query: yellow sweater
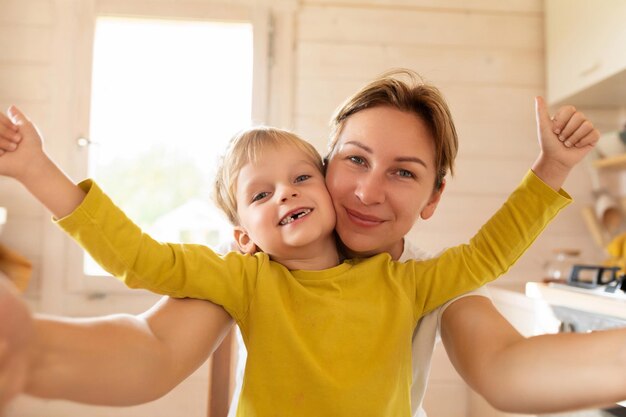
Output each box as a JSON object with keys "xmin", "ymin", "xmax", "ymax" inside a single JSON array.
[{"xmin": 57, "ymin": 170, "xmax": 570, "ymax": 417}]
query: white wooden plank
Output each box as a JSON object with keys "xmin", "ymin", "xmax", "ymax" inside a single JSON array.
[
  {"xmin": 0, "ymin": 26, "xmax": 53, "ymax": 63},
  {"xmin": 297, "ymin": 42, "xmax": 544, "ymax": 86},
  {"xmin": 298, "ymin": 6, "xmax": 543, "ymax": 48},
  {"xmin": 0, "ymin": 0, "xmax": 53, "ymax": 26},
  {"xmin": 420, "ymin": 194, "xmax": 594, "ymax": 239},
  {"xmin": 0, "ymin": 64, "xmax": 52, "ymax": 102},
  {"xmin": 294, "ymin": 77, "xmax": 364, "ymax": 118},
  {"xmin": 295, "ymin": 78, "xmax": 543, "ymax": 124},
  {"xmin": 447, "ymin": 155, "xmax": 594, "ymax": 196},
  {"xmin": 296, "ymin": 113, "xmax": 540, "ymax": 159},
  {"xmin": 455, "ymin": 120, "xmax": 537, "ymax": 159},
  {"xmin": 96, "ymin": 0, "xmax": 252, "ymax": 21},
  {"xmin": 442, "ymin": 84, "xmax": 542, "ymax": 125},
  {"xmin": 301, "ymin": 0, "xmax": 542, "ymax": 14}
]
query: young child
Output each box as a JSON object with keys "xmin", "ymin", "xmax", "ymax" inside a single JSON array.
[{"xmin": 0, "ymin": 103, "xmax": 588, "ymax": 416}]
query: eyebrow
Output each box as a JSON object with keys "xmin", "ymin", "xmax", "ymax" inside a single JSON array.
[{"xmin": 342, "ymin": 140, "xmax": 429, "ymax": 168}]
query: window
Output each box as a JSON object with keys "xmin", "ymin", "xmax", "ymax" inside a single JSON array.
[
  {"xmin": 83, "ymin": 17, "xmax": 252, "ymax": 276},
  {"xmin": 63, "ymin": 5, "xmax": 270, "ymax": 293}
]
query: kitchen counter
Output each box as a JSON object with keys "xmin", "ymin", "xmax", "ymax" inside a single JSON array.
[{"xmin": 526, "ymin": 282, "xmax": 626, "ymax": 321}]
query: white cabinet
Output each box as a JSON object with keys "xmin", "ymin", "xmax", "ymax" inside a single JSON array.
[{"xmin": 545, "ymin": 0, "xmax": 626, "ymax": 106}]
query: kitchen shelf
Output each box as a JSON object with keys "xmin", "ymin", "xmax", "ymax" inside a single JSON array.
[{"xmin": 592, "ymin": 153, "xmax": 626, "ymax": 170}]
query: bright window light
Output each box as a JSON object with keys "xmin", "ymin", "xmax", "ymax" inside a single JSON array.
[{"xmin": 85, "ymin": 17, "xmax": 253, "ymax": 275}]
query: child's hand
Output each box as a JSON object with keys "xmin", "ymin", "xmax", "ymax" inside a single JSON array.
[
  {"xmin": 0, "ymin": 106, "xmax": 45, "ymax": 181},
  {"xmin": 535, "ymin": 96, "xmax": 600, "ymax": 170},
  {"xmin": 0, "ymin": 112, "xmax": 21, "ymax": 156}
]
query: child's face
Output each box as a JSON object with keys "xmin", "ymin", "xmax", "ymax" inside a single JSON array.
[{"xmin": 234, "ymin": 144, "xmax": 337, "ymax": 259}]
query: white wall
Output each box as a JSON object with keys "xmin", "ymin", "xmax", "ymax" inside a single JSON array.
[{"xmin": 0, "ymin": 1, "xmax": 608, "ymax": 416}]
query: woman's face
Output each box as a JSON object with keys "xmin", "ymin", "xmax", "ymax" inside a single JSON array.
[{"xmin": 325, "ymin": 106, "xmax": 444, "ymax": 260}]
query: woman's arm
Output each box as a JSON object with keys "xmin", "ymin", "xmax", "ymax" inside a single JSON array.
[
  {"xmin": 25, "ymin": 297, "xmax": 233, "ymax": 405},
  {"xmin": 441, "ymin": 295, "xmax": 626, "ymax": 413},
  {"xmin": 0, "ymin": 278, "xmax": 33, "ymax": 410}
]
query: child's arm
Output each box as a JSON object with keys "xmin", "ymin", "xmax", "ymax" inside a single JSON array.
[
  {"xmin": 411, "ymin": 98, "xmax": 597, "ymax": 316},
  {"xmin": 0, "ymin": 107, "xmax": 86, "ymax": 218},
  {"xmin": 0, "ymin": 107, "xmax": 255, "ymax": 316}
]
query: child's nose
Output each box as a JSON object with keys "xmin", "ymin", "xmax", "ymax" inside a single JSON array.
[
  {"xmin": 279, "ymin": 186, "xmax": 299, "ymax": 202},
  {"xmin": 281, "ymin": 192, "xmax": 298, "ymax": 202}
]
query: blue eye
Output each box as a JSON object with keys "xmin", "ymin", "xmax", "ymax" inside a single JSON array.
[
  {"xmin": 397, "ymin": 169, "xmax": 415, "ymax": 178},
  {"xmin": 252, "ymin": 191, "xmax": 270, "ymax": 202},
  {"xmin": 295, "ymin": 174, "xmax": 311, "ymax": 183},
  {"xmin": 349, "ymin": 156, "xmax": 365, "ymax": 165}
]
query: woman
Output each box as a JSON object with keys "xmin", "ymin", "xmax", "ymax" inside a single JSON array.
[{"xmin": 1, "ymin": 70, "xmax": 624, "ymax": 415}]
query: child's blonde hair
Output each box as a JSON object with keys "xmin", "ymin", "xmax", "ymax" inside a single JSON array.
[
  {"xmin": 214, "ymin": 126, "xmax": 324, "ymax": 225},
  {"xmin": 327, "ymin": 69, "xmax": 458, "ymax": 190}
]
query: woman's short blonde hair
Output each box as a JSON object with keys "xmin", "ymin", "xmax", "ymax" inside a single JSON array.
[
  {"xmin": 327, "ymin": 69, "xmax": 458, "ymax": 190},
  {"xmin": 213, "ymin": 126, "xmax": 324, "ymax": 225}
]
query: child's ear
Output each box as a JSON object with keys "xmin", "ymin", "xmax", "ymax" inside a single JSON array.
[
  {"xmin": 233, "ymin": 226, "xmax": 258, "ymax": 255},
  {"xmin": 420, "ymin": 179, "xmax": 446, "ymax": 220}
]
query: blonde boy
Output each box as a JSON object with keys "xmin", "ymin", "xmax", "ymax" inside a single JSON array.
[{"xmin": 0, "ymin": 106, "xmax": 582, "ymax": 416}]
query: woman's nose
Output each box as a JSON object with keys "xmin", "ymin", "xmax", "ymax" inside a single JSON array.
[{"xmin": 355, "ymin": 175, "xmax": 385, "ymax": 205}]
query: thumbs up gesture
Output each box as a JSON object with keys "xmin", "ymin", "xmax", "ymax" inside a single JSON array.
[
  {"xmin": 535, "ymin": 96, "xmax": 599, "ymax": 170},
  {"xmin": 530, "ymin": 97, "xmax": 599, "ymax": 191}
]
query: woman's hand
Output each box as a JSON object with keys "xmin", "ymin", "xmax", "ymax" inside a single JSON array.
[{"xmin": 0, "ymin": 278, "xmax": 33, "ymax": 412}]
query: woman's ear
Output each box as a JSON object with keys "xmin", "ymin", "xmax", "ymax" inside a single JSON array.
[
  {"xmin": 233, "ymin": 226, "xmax": 258, "ymax": 254},
  {"xmin": 420, "ymin": 179, "xmax": 446, "ymax": 220}
]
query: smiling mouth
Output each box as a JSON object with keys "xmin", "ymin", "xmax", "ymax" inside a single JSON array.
[
  {"xmin": 279, "ymin": 208, "xmax": 312, "ymax": 225},
  {"xmin": 345, "ymin": 208, "xmax": 385, "ymax": 225}
]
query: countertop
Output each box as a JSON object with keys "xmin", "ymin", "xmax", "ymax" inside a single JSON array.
[{"xmin": 526, "ymin": 281, "xmax": 626, "ymax": 321}]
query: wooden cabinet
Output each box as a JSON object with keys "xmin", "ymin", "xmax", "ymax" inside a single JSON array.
[{"xmin": 545, "ymin": 0, "xmax": 626, "ymax": 106}]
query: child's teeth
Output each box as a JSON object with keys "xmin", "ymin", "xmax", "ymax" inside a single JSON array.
[{"xmin": 280, "ymin": 209, "xmax": 311, "ymax": 225}]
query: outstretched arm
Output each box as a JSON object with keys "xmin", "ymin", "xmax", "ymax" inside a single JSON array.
[
  {"xmin": 0, "ymin": 278, "xmax": 33, "ymax": 410},
  {"xmin": 0, "ymin": 106, "xmax": 85, "ymax": 218},
  {"xmin": 441, "ymin": 296, "xmax": 626, "ymax": 413},
  {"xmin": 6, "ymin": 292, "xmax": 233, "ymax": 406}
]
